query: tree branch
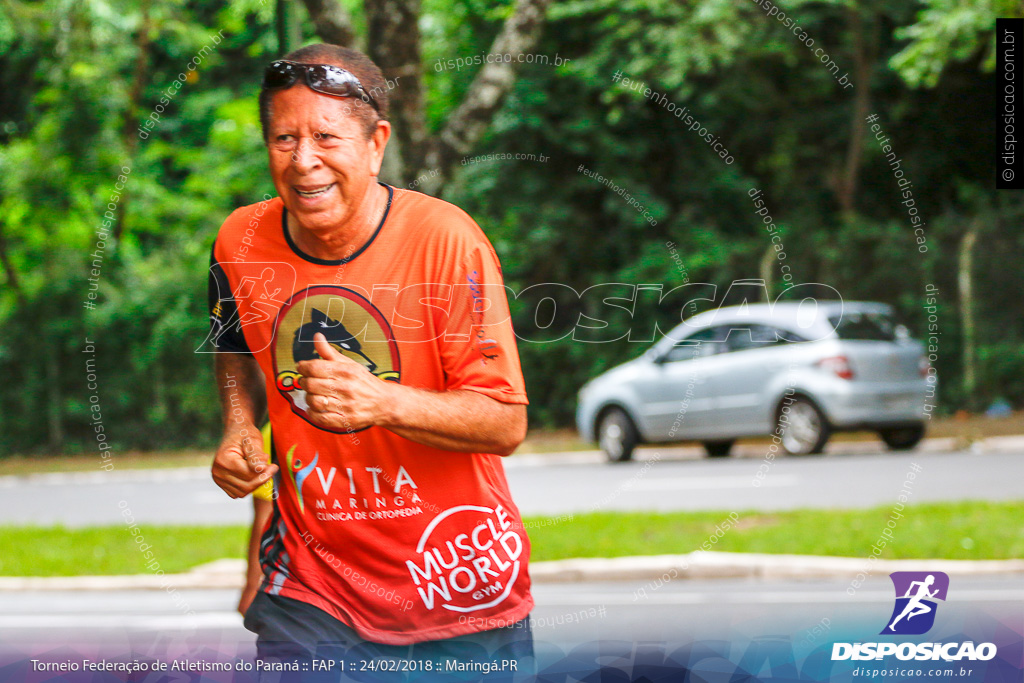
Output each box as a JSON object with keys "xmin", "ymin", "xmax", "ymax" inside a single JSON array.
[
  {"xmin": 300, "ymin": 0, "xmax": 553, "ymax": 193},
  {"xmin": 0, "ymin": 224, "xmax": 26, "ymax": 307},
  {"xmin": 421, "ymin": 0, "xmax": 553, "ymax": 193}
]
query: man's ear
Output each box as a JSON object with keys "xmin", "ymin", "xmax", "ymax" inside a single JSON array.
[{"xmin": 369, "ymin": 120, "xmax": 391, "ymax": 177}]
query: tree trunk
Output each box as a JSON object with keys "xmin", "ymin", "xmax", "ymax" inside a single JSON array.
[
  {"xmin": 277, "ymin": 0, "xmax": 303, "ymax": 56},
  {"xmin": 45, "ymin": 336, "xmax": 63, "ymax": 453},
  {"xmin": 837, "ymin": 8, "xmax": 872, "ymax": 216},
  {"xmin": 153, "ymin": 360, "xmax": 168, "ymax": 424},
  {"xmin": 298, "ymin": 0, "xmax": 355, "ymax": 48},
  {"xmin": 365, "ymin": 0, "xmax": 429, "ymax": 187},
  {"xmin": 759, "ymin": 243, "xmax": 775, "ymax": 301},
  {"xmin": 958, "ymin": 219, "xmax": 980, "ymax": 410},
  {"xmin": 115, "ymin": 0, "xmax": 153, "ymax": 242}
]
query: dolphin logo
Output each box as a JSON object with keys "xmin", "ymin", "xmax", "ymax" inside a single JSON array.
[{"xmin": 282, "ymin": 444, "xmax": 318, "ymax": 514}]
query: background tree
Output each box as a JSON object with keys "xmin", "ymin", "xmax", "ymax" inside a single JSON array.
[
  {"xmin": 0, "ymin": 0, "xmax": 1020, "ymax": 455},
  {"xmin": 298, "ymin": 0, "xmax": 554, "ymax": 191}
]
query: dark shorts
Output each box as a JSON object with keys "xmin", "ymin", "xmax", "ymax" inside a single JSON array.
[{"xmin": 243, "ymin": 591, "xmax": 534, "ymax": 682}]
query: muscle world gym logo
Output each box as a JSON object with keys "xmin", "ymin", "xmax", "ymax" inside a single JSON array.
[
  {"xmin": 832, "ymin": 572, "xmax": 998, "ymax": 663},
  {"xmin": 406, "ymin": 505, "xmax": 524, "ymax": 613}
]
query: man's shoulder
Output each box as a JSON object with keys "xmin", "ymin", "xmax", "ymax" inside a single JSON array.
[
  {"xmin": 216, "ymin": 196, "xmax": 283, "ymax": 240},
  {"xmin": 391, "ymin": 187, "xmax": 492, "ymax": 253},
  {"xmin": 213, "ymin": 196, "xmax": 283, "ymax": 259}
]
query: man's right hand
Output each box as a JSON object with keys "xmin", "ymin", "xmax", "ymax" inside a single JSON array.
[{"xmin": 212, "ymin": 424, "xmax": 278, "ymax": 498}]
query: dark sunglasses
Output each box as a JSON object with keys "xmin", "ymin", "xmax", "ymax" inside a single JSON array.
[{"xmin": 262, "ymin": 60, "xmax": 380, "ymax": 113}]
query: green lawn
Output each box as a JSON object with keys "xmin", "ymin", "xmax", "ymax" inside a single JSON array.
[
  {"xmin": 0, "ymin": 450, "xmax": 212, "ymax": 476},
  {"xmin": 525, "ymin": 501, "xmax": 1024, "ymax": 562},
  {"xmin": 1, "ymin": 501, "xmax": 1020, "ymax": 577},
  {"xmin": 0, "ymin": 525, "xmax": 250, "ymax": 577}
]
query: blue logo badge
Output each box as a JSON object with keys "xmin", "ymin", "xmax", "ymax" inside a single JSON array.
[{"xmin": 881, "ymin": 571, "xmax": 949, "ymax": 635}]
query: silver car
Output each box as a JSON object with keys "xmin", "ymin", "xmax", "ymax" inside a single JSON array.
[{"xmin": 576, "ymin": 301, "xmax": 931, "ymax": 461}]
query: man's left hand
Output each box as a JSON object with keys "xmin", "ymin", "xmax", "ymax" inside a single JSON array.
[{"xmin": 296, "ymin": 333, "xmax": 393, "ymax": 431}]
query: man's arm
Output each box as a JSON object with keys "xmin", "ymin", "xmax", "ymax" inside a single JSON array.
[
  {"xmin": 238, "ymin": 496, "xmax": 274, "ymax": 615},
  {"xmin": 212, "ymin": 353, "xmax": 277, "ymax": 497},
  {"xmin": 383, "ymin": 385, "xmax": 527, "ymax": 455},
  {"xmin": 297, "ymin": 335, "xmax": 527, "ymax": 456},
  {"xmin": 216, "ymin": 352, "xmax": 266, "ymax": 425}
]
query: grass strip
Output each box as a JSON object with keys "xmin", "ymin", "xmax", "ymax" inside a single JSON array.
[{"xmin": 0, "ymin": 501, "xmax": 1020, "ymax": 577}]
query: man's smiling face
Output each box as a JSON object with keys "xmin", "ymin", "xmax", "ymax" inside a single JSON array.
[{"xmin": 266, "ymin": 85, "xmax": 382, "ymax": 236}]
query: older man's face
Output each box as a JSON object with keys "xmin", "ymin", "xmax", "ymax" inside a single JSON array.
[{"xmin": 266, "ymin": 85, "xmax": 387, "ymax": 236}]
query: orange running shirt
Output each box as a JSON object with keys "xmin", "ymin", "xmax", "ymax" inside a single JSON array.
[{"xmin": 207, "ymin": 185, "xmax": 532, "ymax": 645}]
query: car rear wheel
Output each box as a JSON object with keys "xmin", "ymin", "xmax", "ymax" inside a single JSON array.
[
  {"xmin": 779, "ymin": 398, "xmax": 830, "ymax": 455},
  {"xmin": 879, "ymin": 424, "xmax": 925, "ymax": 451},
  {"xmin": 598, "ymin": 408, "xmax": 638, "ymax": 463},
  {"xmin": 703, "ymin": 440, "xmax": 735, "ymax": 458}
]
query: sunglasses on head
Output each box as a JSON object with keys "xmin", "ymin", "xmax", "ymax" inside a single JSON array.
[{"xmin": 262, "ymin": 60, "xmax": 380, "ymax": 113}]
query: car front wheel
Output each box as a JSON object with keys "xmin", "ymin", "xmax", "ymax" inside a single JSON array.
[
  {"xmin": 598, "ymin": 408, "xmax": 638, "ymax": 463},
  {"xmin": 779, "ymin": 397, "xmax": 830, "ymax": 455},
  {"xmin": 879, "ymin": 424, "xmax": 926, "ymax": 451}
]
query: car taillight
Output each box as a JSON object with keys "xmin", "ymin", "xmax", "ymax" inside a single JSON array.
[
  {"xmin": 817, "ymin": 355, "xmax": 854, "ymax": 380},
  {"xmin": 919, "ymin": 357, "xmax": 931, "ymax": 377}
]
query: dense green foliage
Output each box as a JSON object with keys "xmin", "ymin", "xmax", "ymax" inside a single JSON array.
[{"xmin": 0, "ymin": 0, "xmax": 1020, "ymax": 455}]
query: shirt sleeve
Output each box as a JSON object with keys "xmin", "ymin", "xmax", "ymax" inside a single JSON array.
[
  {"xmin": 439, "ymin": 242, "xmax": 528, "ymax": 405},
  {"xmin": 207, "ymin": 247, "xmax": 253, "ymax": 355}
]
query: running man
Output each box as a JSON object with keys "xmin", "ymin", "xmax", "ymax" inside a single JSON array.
[
  {"xmin": 889, "ymin": 574, "xmax": 939, "ymax": 630},
  {"xmin": 206, "ymin": 42, "xmax": 533, "ymax": 671}
]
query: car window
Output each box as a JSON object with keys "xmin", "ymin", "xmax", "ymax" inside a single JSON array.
[
  {"xmin": 769, "ymin": 325, "xmax": 809, "ymax": 343},
  {"xmin": 663, "ymin": 342, "xmax": 703, "ymax": 362},
  {"xmin": 689, "ymin": 324, "xmax": 810, "ymax": 354},
  {"xmin": 738, "ymin": 324, "xmax": 808, "ymax": 348},
  {"xmin": 724, "ymin": 326, "xmax": 759, "ymax": 352},
  {"xmin": 829, "ymin": 311, "xmax": 896, "ymax": 341},
  {"xmin": 710, "ymin": 324, "xmax": 784, "ymax": 353},
  {"xmin": 662, "ymin": 326, "xmax": 728, "ymax": 362}
]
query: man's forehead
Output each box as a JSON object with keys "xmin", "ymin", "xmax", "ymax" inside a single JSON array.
[{"xmin": 268, "ymin": 87, "xmax": 363, "ymax": 130}]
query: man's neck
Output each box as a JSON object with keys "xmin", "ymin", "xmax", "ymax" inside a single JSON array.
[{"xmin": 288, "ymin": 183, "xmax": 387, "ymax": 262}]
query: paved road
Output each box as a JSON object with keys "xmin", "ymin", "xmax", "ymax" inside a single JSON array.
[
  {"xmin": 1, "ymin": 576, "xmax": 1020, "ymax": 668},
  {"xmin": 507, "ymin": 445, "xmax": 1024, "ymax": 516},
  {"xmin": 0, "ymin": 445, "xmax": 1020, "ymax": 527}
]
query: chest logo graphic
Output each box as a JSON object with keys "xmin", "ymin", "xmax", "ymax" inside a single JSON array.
[
  {"xmin": 273, "ymin": 286, "xmax": 400, "ymax": 432},
  {"xmin": 406, "ymin": 505, "xmax": 524, "ymax": 613}
]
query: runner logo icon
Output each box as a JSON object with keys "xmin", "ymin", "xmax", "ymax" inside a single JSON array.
[{"xmin": 881, "ymin": 571, "xmax": 949, "ymax": 635}]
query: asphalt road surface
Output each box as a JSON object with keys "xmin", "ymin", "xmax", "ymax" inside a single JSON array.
[
  {"xmin": 1, "ymin": 576, "xmax": 1021, "ymax": 675},
  {"xmin": 0, "ymin": 445, "xmax": 1020, "ymax": 527}
]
